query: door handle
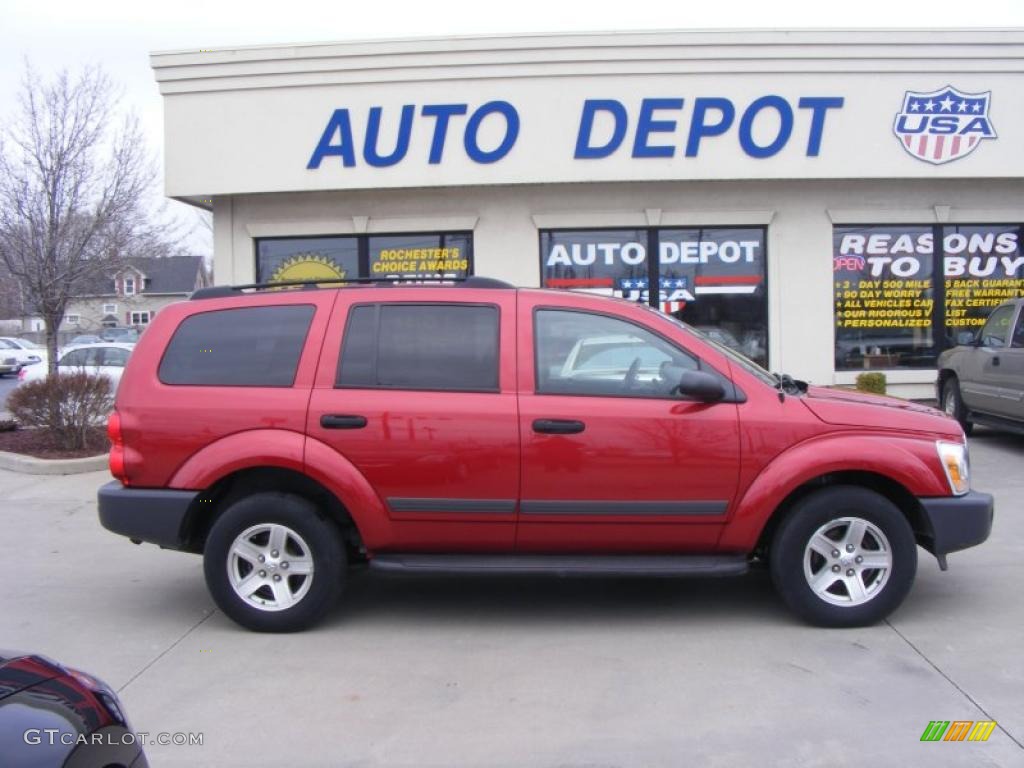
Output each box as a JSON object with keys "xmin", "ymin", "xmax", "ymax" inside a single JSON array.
[
  {"xmin": 992, "ymin": 355, "xmax": 1000, "ymax": 366},
  {"xmin": 533, "ymin": 418, "xmax": 585, "ymax": 434},
  {"xmin": 320, "ymin": 414, "xmax": 368, "ymax": 429}
]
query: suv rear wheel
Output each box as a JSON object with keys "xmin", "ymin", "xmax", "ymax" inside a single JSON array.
[
  {"xmin": 770, "ymin": 486, "xmax": 917, "ymax": 627},
  {"xmin": 204, "ymin": 493, "xmax": 345, "ymax": 632}
]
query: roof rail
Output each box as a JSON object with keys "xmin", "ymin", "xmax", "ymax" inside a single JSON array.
[{"xmin": 190, "ymin": 275, "xmax": 515, "ymax": 300}]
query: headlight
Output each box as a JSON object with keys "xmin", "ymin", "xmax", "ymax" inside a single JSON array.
[{"xmin": 936, "ymin": 441, "xmax": 970, "ymax": 496}]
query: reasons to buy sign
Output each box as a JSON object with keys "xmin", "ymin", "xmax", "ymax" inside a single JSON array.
[{"xmin": 833, "ymin": 225, "xmax": 1024, "ymax": 369}]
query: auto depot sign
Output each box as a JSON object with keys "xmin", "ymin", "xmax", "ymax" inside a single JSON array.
[
  {"xmin": 159, "ymin": 70, "xmax": 1021, "ymax": 196},
  {"xmin": 307, "ymin": 95, "xmax": 846, "ymax": 169}
]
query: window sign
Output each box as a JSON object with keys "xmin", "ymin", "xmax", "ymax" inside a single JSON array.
[
  {"xmin": 368, "ymin": 233, "xmax": 472, "ymax": 280},
  {"xmin": 942, "ymin": 225, "xmax": 1023, "ymax": 336},
  {"xmin": 833, "ymin": 226, "xmax": 937, "ymax": 369},
  {"xmin": 541, "ymin": 227, "xmax": 768, "ymax": 367},
  {"xmin": 833, "ymin": 224, "xmax": 1024, "ymax": 370}
]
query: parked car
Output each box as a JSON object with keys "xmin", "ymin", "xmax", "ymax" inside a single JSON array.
[
  {"xmin": 0, "ymin": 337, "xmax": 47, "ymax": 372},
  {"xmin": 19, "ymin": 343, "xmax": 134, "ymax": 390},
  {"xmin": 0, "ymin": 353, "xmax": 19, "ymax": 377},
  {"xmin": 98, "ymin": 277, "xmax": 992, "ymax": 632},
  {"xmin": 68, "ymin": 334, "xmax": 104, "ymax": 346},
  {"xmin": 0, "ymin": 650, "xmax": 147, "ymax": 767},
  {"xmin": 938, "ymin": 297, "xmax": 1024, "ymax": 435},
  {"xmin": 99, "ymin": 327, "xmax": 141, "ymax": 344}
]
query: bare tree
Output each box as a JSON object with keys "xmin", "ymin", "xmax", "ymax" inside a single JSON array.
[{"xmin": 0, "ymin": 63, "xmax": 163, "ymax": 373}]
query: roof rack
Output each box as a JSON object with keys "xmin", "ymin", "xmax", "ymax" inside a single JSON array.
[{"xmin": 190, "ymin": 275, "xmax": 515, "ymax": 300}]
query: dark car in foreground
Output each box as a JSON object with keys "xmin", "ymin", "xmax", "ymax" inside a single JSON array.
[
  {"xmin": 0, "ymin": 650, "xmax": 147, "ymax": 767},
  {"xmin": 938, "ymin": 297, "xmax": 1024, "ymax": 435}
]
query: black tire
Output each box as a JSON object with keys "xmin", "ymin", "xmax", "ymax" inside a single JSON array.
[
  {"xmin": 204, "ymin": 492, "xmax": 345, "ymax": 632},
  {"xmin": 941, "ymin": 377, "xmax": 973, "ymax": 435},
  {"xmin": 770, "ymin": 486, "xmax": 917, "ymax": 628}
]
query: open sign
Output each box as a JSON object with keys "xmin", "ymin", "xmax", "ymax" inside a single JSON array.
[{"xmin": 833, "ymin": 255, "xmax": 865, "ymax": 272}]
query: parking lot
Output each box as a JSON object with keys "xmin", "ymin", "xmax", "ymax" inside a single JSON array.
[{"xmin": 1, "ymin": 430, "xmax": 1021, "ymax": 767}]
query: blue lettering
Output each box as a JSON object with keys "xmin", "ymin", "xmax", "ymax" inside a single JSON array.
[
  {"xmin": 464, "ymin": 101, "xmax": 519, "ymax": 163},
  {"xmin": 685, "ymin": 98, "xmax": 735, "ymax": 157},
  {"xmin": 798, "ymin": 97, "xmax": 844, "ymax": 156},
  {"xmin": 421, "ymin": 104, "xmax": 468, "ymax": 164},
  {"xmin": 632, "ymin": 98, "xmax": 684, "ymax": 158},
  {"xmin": 575, "ymin": 100, "xmax": 628, "ymax": 159},
  {"xmin": 739, "ymin": 96, "xmax": 793, "ymax": 158},
  {"xmin": 929, "ymin": 116, "xmax": 959, "ymax": 135},
  {"xmin": 307, "ymin": 109, "xmax": 356, "ymax": 168},
  {"xmin": 895, "ymin": 114, "xmax": 927, "ymax": 134},
  {"xmin": 960, "ymin": 117, "xmax": 994, "ymax": 136},
  {"xmin": 363, "ymin": 105, "xmax": 415, "ymax": 167}
]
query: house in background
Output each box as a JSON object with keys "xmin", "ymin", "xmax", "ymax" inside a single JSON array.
[{"xmin": 60, "ymin": 255, "xmax": 209, "ymax": 334}]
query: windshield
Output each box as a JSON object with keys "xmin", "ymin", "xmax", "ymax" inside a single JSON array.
[{"xmin": 641, "ymin": 305, "xmax": 778, "ymax": 388}]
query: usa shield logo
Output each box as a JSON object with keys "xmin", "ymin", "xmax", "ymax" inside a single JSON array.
[{"xmin": 893, "ymin": 86, "xmax": 996, "ymax": 165}]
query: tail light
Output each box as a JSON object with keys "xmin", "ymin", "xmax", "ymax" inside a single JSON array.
[{"xmin": 107, "ymin": 410, "xmax": 127, "ymax": 484}]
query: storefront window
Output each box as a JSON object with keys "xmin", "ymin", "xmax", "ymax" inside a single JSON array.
[
  {"xmin": 658, "ymin": 228, "xmax": 767, "ymax": 368},
  {"xmin": 256, "ymin": 232, "xmax": 473, "ymax": 283},
  {"xmin": 833, "ymin": 224, "xmax": 1023, "ymax": 370},
  {"xmin": 540, "ymin": 227, "xmax": 768, "ymax": 368},
  {"xmin": 256, "ymin": 236, "xmax": 359, "ymax": 283}
]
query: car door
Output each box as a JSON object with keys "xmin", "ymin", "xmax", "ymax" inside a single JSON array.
[
  {"xmin": 960, "ymin": 304, "xmax": 1017, "ymax": 416},
  {"xmin": 516, "ymin": 297, "xmax": 741, "ymax": 553},
  {"xmin": 308, "ymin": 291, "xmax": 520, "ymax": 552}
]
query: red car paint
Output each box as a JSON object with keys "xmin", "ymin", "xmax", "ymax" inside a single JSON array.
[{"xmin": 110, "ymin": 284, "xmax": 964, "ymax": 557}]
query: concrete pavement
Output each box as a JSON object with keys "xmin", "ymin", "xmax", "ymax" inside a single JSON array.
[{"xmin": 2, "ymin": 431, "xmax": 1022, "ymax": 767}]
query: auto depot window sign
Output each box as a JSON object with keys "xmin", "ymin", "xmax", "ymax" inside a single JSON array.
[{"xmin": 542, "ymin": 229, "xmax": 765, "ymax": 307}]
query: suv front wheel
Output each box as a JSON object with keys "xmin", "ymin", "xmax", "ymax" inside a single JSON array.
[
  {"xmin": 941, "ymin": 377, "xmax": 973, "ymax": 435},
  {"xmin": 204, "ymin": 493, "xmax": 346, "ymax": 632},
  {"xmin": 770, "ymin": 486, "xmax": 917, "ymax": 627}
]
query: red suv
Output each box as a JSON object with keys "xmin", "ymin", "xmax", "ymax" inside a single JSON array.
[{"xmin": 98, "ymin": 277, "xmax": 993, "ymax": 632}]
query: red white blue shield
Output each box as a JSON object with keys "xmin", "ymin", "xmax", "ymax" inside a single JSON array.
[{"xmin": 893, "ymin": 86, "xmax": 996, "ymax": 165}]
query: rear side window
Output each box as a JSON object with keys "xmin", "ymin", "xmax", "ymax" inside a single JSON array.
[
  {"xmin": 337, "ymin": 303, "xmax": 499, "ymax": 391},
  {"xmin": 159, "ymin": 305, "xmax": 315, "ymax": 386}
]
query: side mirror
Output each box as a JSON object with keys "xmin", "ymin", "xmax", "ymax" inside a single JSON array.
[
  {"xmin": 956, "ymin": 330, "xmax": 977, "ymax": 346},
  {"xmin": 676, "ymin": 370, "xmax": 726, "ymax": 402}
]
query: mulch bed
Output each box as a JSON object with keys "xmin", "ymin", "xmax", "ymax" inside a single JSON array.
[{"xmin": 0, "ymin": 427, "xmax": 108, "ymax": 459}]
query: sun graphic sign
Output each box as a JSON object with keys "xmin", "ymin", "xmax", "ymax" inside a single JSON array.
[{"xmin": 269, "ymin": 253, "xmax": 347, "ymax": 285}]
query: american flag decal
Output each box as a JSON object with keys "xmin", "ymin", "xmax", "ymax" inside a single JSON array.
[{"xmin": 893, "ymin": 86, "xmax": 996, "ymax": 165}]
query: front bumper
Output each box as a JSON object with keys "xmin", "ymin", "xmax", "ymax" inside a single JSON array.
[
  {"xmin": 97, "ymin": 481, "xmax": 198, "ymax": 550},
  {"xmin": 916, "ymin": 490, "xmax": 994, "ymax": 561}
]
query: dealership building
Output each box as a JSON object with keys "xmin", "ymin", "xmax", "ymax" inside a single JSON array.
[{"xmin": 153, "ymin": 29, "xmax": 1024, "ymax": 397}]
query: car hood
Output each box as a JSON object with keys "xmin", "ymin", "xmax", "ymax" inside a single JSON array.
[{"xmin": 801, "ymin": 385, "xmax": 961, "ymax": 437}]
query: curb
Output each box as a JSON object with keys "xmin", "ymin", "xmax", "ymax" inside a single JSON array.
[{"xmin": 0, "ymin": 450, "xmax": 107, "ymax": 475}]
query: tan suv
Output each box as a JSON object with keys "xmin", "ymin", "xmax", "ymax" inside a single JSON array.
[{"xmin": 938, "ymin": 297, "xmax": 1024, "ymax": 435}]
